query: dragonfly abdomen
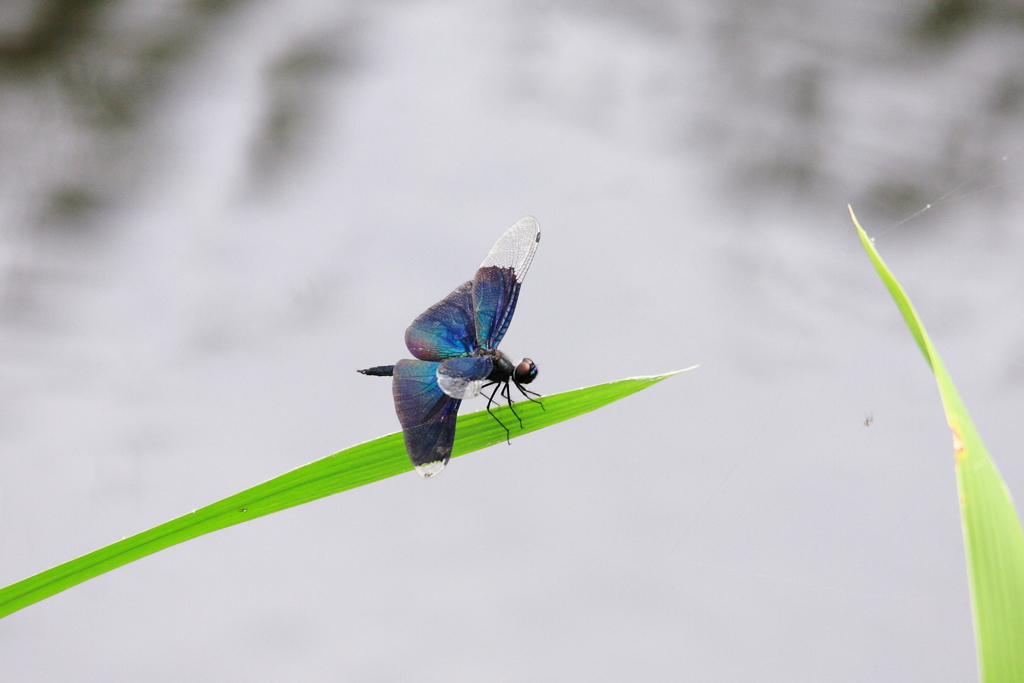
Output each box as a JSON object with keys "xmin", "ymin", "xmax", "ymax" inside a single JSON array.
[{"xmin": 357, "ymin": 365, "xmax": 395, "ymax": 377}]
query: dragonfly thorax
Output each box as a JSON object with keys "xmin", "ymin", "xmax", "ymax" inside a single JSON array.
[{"xmin": 482, "ymin": 350, "xmax": 538, "ymax": 386}]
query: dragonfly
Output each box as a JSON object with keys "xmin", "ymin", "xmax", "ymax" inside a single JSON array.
[{"xmin": 358, "ymin": 216, "xmax": 542, "ymax": 478}]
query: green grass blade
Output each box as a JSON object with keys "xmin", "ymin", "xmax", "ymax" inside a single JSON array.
[
  {"xmin": 0, "ymin": 369, "xmax": 693, "ymax": 620},
  {"xmin": 852, "ymin": 207, "xmax": 1024, "ymax": 682}
]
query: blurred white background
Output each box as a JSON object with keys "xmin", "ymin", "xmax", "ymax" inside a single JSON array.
[{"xmin": 1, "ymin": 0, "xmax": 1023, "ymax": 680}]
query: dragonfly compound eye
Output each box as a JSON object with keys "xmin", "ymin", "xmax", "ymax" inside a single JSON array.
[{"xmin": 514, "ymin": 358, "xmax": 538, "ymax": 385}]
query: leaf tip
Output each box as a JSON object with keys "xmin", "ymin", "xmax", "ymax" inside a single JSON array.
[
  {"xmin": 848, "ymin": 205, "xmax": 868, "ymax": 237},
  {"xmin": 629, "ymin": 366, "xmax": 699, "ymax": 381},
  {"xmin": 849, "ymin": 205, "xmax": 882, "ymax": 256}
]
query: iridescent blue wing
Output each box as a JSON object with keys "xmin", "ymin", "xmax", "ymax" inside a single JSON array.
[
  {"xmin": 473, "ymin": 216, "xmax": 540, "ymax": 350},
  {"xmin": 472, "ymin": 266, "xmax": 518, "ymax": 352},
  {"xmin": 392, "ymin": 359, "xmax": 462, "ymax": 477},
  {"xmin": 404, "ymin": 280, "xmax": 478, "ymax": 361},
  {"xmin": 405, "ymin": 217, "xmax": 540, "ymax": 357}
]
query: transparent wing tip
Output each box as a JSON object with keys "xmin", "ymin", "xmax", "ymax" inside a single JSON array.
[
  {"xmin": 512, "ymin": 216, "xmax": 540, "ymax": 244},
  {"xmin": 480, "ymin": 216, "xmax": 541, "ymax": 280},
  {"xmin": 518, "ymin": 215, "xmax": 539, "ymax": 231},
  {"xmin": 414, "ymin": 461, "xmax": 446, "ymax": 478}
]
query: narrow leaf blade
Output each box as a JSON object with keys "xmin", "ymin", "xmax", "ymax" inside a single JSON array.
[
  {"xmin": 0, "ymin": 368, "xmax": 693, "ymax": 619},
  {"xmin": 852, "ymin": 207, "xmax": 1024, "ymax": 682}
]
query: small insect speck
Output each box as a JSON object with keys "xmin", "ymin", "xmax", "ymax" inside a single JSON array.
[{"xmin": 864, "ymin": 412, "xmax": 873, "ymax": 426}]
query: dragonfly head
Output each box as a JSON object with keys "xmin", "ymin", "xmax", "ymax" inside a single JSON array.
[{"xmin": 513, "ymin": 358, "xmax": 538, "ymax": 385}]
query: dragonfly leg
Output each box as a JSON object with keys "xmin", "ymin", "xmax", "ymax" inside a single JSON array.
[
  {"xmin": 514, "ymin": 381, "xmax": 545, "ymax": 410},
  {"xmin": 483, "ymin": 381, "xmax": 511, "ymax": 442},
  {"xmin": 502, "ymin": 381, "xmax": 526, "ymax": 430}
]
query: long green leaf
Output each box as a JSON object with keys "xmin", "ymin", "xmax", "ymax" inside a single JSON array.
[
  {"xmin": 0, "ymin": 369, "xmax": 691, "ymax": 619},
  {"xmin": 852, "ymin": 207, "xmax": 1024, "ymax": 682}
]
